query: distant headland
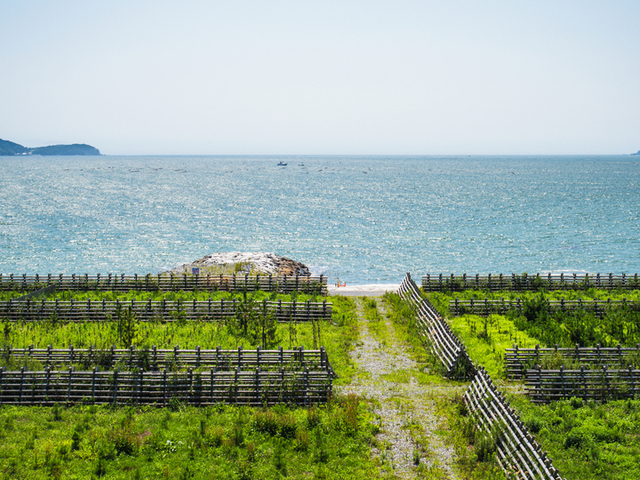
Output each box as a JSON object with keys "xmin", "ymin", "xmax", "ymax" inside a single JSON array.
[
  {"xmin": 0, "ymin": 138, "xmax": 100, "ymax": 156},
  {"xmin": 632, "ymin": 150, "xmax": 640, "ymax": 156}
]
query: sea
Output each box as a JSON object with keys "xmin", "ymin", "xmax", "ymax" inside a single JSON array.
[{"xmin": 1, "ymin": 155, "xmax": 639, "ymax": 285}]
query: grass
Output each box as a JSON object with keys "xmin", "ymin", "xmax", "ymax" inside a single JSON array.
[
  {"xmin": 508, "ymin": 395, "xmax": 640, "ymax": 480},
  {"xmin": 8, "ymin": 281, "xmax": 639, "ymax": 478},
  {"xmin": 0, "ymin": 294, "xmax": 359, "ymax": 385},
  {"xmin": 0, "ymin": 291, "xmax": 377, "ymax": 479},
  {"xmin": 0, "ymin": 289, "xmax": 325, "ymax": 303},
  {"xmin": 447, "ymin": 313, "xmax": 541, "ymax": 379},
  {"xmin": 382, "ymin": 293, "xmax": 508, "ymax": 478},
  {"xmin": 428, "ymin": 287, "xmax": 640, "ymax": 479},
  {"xmin": 427, "ymin": 288, "xmax": 640, "ymax": 318},
  {"xmin": 0, "ymin": 397, "xmax": 384, "ymax": 480}
]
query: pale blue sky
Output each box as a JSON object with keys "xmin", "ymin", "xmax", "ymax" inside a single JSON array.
[{"xmin": 1, "ymin": 1, "xmax": 639, "ymax": 155}]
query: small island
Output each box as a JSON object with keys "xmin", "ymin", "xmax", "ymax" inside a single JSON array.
[{"xmin": 0, "ymin": 138, "xmax": 100, "ymax": 156}]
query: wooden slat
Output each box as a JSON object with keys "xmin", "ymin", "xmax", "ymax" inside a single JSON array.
[
  {"xmin": 0, "ymin": 273, "xmax": 328, "ymax": 295},
  {"xmin": 525, "ymin": 366, "xmax": 639, "ymax": 403},
  {"xmin": 398, "ymin": 273, "xmax": 565, "ymax": 479},
  {"xmin": 0, "ymin": 366, "xmax": 332, "ymax": 406},
  {"xmin": 504, "ymin": 344, "xmax": 640, "ymax": 379},
  {"xmin": 398, "ymin": 273, "xmax": 475, "ymax": 379},
  {"xmin": 0, "ymin": 299, "xmax": 332, "ymax": 323},
  {"xmin": 0, "ymin": 346, "xmax": 335, "ymax": 377},
  {"xmin": 422, "ymin": 272, "xmax": 640, "ymax": 292},
  {"xmin": 450, "ymin": 298, "xmax": 636, "ymax": 318},
  {"xmin": 464, "ymin": 369, "xmax": 566, "ymax": 479}
]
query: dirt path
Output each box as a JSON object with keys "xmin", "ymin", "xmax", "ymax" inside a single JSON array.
[{"xmin": 335, "ymin": 297, "xmax": 461, "ymax": 479}]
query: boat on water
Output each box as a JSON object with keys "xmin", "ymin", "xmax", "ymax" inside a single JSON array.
[{"xmin": 277, "ymin": 162, "xmax": 288, "ymax": 166}]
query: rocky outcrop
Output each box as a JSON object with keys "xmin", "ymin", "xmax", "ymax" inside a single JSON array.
[{"xmin": 170, "ymin": 252, "xmax": 311, "ymax": 276}]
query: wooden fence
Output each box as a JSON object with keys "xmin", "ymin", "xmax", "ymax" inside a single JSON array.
[
  {"xmin": 0, "ymin": 298, "xmax": 332, "ymax": 323},
  {"xmin": 0, "ymin": 365, "xmax": 331, "ymax": 407},
  {"xmin": 398, "ymin": 273, "xmax": 475, "ymax": 379},
  {"xmin": 449, "ymin": 297, "xmax": 638, "ymax": 318},
  {"xmin": 398, "ymin": 273, "xmax": 565, "ymax": 478},
  {"xmin": 0, "ymin": 273, "xmax": 328, "ymax": 295},
  {"xmin": 525, "ymin": 365, "xmax": 640, "ymax": 403},
  {"xmin": 505, "ymin": 344, "xmax": 640, "ymax": 380},
  {"xmin": 422, "ymin": 272, "xmax": 640, "ymax": 292},
  {"xmin": 0, "ymin": 345, "xmax": 334, "ymax": 376},
  {"xmin": 465, "ymin": 368, "xmax": 565, "ymax": 479}
]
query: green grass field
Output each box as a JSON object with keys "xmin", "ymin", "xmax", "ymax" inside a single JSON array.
[{"xmin": 429, "ymin": 288, "xmax": 640, "ymax": 480}]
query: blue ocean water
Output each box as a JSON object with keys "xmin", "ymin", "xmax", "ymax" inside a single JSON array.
[{"xmin": 1, "ymin": 155, "xmax": 639, "ymax": 284}]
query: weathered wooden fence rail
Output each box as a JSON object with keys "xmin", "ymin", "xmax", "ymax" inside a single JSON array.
[
  {"xmin": 0, "ymin": 365, "xmax": 331, "ymax": 407},
  {"xmin": 449, "ymin": 297, "xmax": 638, "ymax": 318},
  {"xmin": 399, "ymin": 273, "xmax": 565, "ymax": 478},
  {"xmin": 505, "ymin": 344, "xmax": 640, "ymax": 380},
  {"xmin": 0, "ymin": 273, "xmax": 328, "ymax": 294},
  {"xmin": 398, "ymin": 273, "xmax": 475, "ymax": 379},
  {"xmin": 465, "ymin": 368, "xmax": 565, "ymax": 479},
  {"xmin": 525, "ymin": 365, "xmax": 640, "ymax": 403},
  {"xmin": 1, "ymin": 345, "xmax": 334, "ymax": 375},
  {"xmin": 422, "ymin": 272, "xmax": 640, "ymax": 292},
  {"xmin": 0, "ymin": 298, "xmax": 332, "ymax": 323}
]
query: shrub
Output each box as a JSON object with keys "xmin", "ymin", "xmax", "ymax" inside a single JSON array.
[
  {"xmin": 252, "ymin": 410, "xmax": 279, "ymax": 436},
  {"xmin": 525, "ymin": 416, "xmax": 543, "ymax": 434}
]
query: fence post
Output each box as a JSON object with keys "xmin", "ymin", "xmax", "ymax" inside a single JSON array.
[
  {"xmin": 210, "ymin": 368, "xmax": 215, "ymax": 403},
  {"xmin": 304, "ymin": 367, "xmax": 309, "ymax": 406},
  {"xmin": 19, "ymin": 366, "xmax": 25, "ymax": 404},
  {"xmin": 67, "ymin": 367, "xmax": 73, "ymax": 404},
  {"xmin": 163, "ymin": 369, "xmax": 168, "ymax": 406},
  {"xmin": 255, "ymin": 367, "xmax": 261, "ymax": 406},
  {"xmin": 44, "ymin": 366, "xmax": 50, "ymax": 403},
  {"xmin": 113, "ymin": 369, "xmax": 119, "ymax": 404},
  {"xmin": 92, "ymin": 367, "xmax": 97, "ymax": 402},
  {"xmin": 234, "ymin": 368, "xmax": 239, "ymax": 403},
  {"xmin": 137, "ymin": 367, "xmax": 143, "ymax": 404}
]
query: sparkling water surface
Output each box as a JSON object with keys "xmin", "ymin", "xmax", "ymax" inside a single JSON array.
[{"xmin": 1, "ymin": 155, "xmax": 639, "ymax": 284}]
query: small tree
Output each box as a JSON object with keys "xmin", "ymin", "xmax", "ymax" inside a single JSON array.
[{"xmin": 116, "ymin": 305, "xmax": 138, "ymax": 347}]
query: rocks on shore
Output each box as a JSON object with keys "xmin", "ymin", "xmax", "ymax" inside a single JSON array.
[{"xmin": 170, "ymin": 252, "xmax": 311, "ymax": 276}]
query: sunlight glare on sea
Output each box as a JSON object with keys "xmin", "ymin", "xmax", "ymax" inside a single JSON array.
[{"xmin": 1, "ymin": 155, "xmax": 639, "ymax": 284}]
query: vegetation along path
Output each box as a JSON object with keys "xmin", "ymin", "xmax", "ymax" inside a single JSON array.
[{"xmin": 336, "ymin": 296, "xmax": 461, "ymax": 479}]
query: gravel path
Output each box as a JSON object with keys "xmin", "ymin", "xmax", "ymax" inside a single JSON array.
[{"xmin": 335, "ymin": 298, "xmax": 460, "ymax": 479}]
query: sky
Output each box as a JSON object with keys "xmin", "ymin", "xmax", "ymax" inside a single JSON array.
[{"xmin": 1, "ymin": 1, "xmax": 639, "ymax": 155}]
